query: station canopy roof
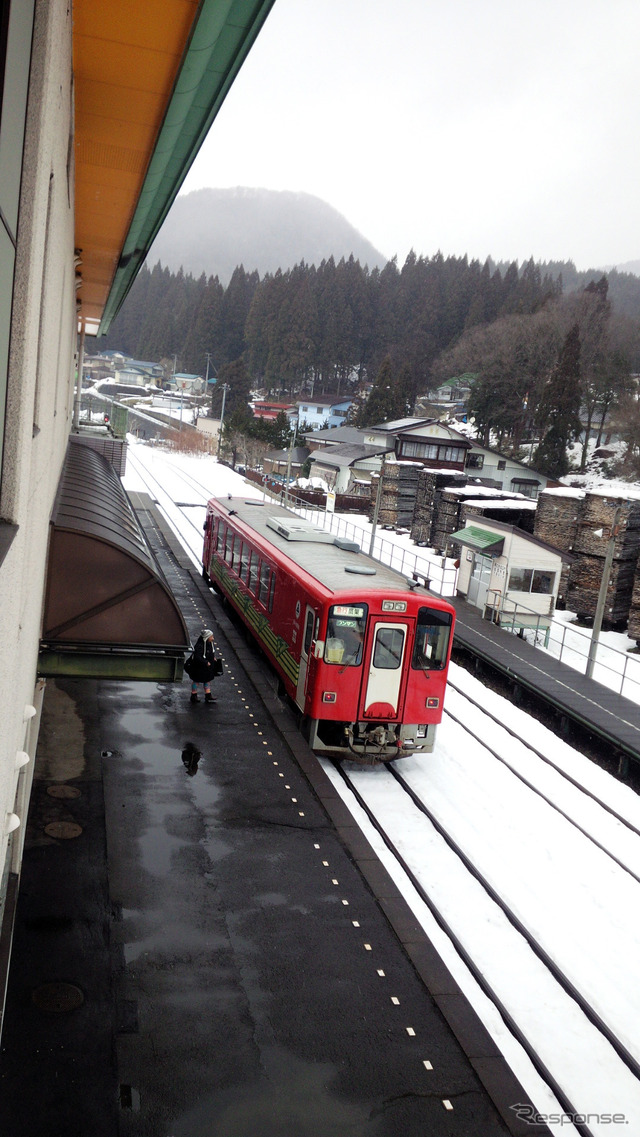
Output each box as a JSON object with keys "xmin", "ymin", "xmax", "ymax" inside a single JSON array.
[
  {"xmin": 74, "ymin": 0, "xmax": 276, "ymax": 336},
  {"xmin": 450, "ymin": 525, "xmax": 505, "ymax": 557},
  {"xmin": 39, "ymin": 441, "xmax": 190, "ymax": 680}
]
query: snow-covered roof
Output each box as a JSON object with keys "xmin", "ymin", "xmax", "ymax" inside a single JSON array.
[
  {"xmin": 541, "ymin": 487, "xmax": 587, "ymax": 499},
  {"xmin": 310, "ymin": 444, "xmax": 386, "ymax": 468},
  {"xmin": 464, "ymin": 498, "xmax": 538, "ymax": 510},
  {"xmin": 373, "ymin": 417, "xmax": 433, "ymax": 432}
]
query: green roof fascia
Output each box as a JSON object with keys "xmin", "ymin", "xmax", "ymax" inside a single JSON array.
[
  {"xmin": 450, "ymin": 525, "xmax": 505, "ymax": 553},
  {"xmin": 98, "ymin": 0, "xmax": 277, "ymax": 334},
  {"xmin": 38, "ymin": 649, "xmax": 185, "ymax": 682}
]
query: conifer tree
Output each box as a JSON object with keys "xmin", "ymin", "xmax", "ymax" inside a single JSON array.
[
  {"xmin": 358, "ymin": 355, "xmax": 405, "ymax": 425},
  {"xmin": 534, "ymin": 324, "xmax": 582, "ymax": 478}
]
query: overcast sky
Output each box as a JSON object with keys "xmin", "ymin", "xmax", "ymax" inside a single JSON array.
[{"xmin": 180, "ymin": 0, "xmax": 640, "ymax": 271}]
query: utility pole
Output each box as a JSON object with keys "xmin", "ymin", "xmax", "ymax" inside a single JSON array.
[
  {"xmin": 368, "ymin": 465, "xmax": 385, "ymax": 556},
  {"xmin": 216, "ymin": 383, "xmax": 229, "ymax": 459},
  {"xmin": 585, "ymin": 506, "xmax": 622, "ymax": 680},
  {"xmin": 283, "ymin": 423, "xmax": 296, "ymax": 507}
]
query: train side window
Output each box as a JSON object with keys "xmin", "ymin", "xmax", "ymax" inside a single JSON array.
[
  {"xmin": 268, "ymin": 571, "xmax": 276, "ymax": 613},
  {"xmin": 411, "ymin": 607, "xmax": 452, "ymax": 671},
  {"xmin": 240, "ymin": 542, "xmax": 251, "ymax": 583},
  {"xmin": 224, "ymin": 530, "xmax": 233, "ymax": 564},
  {"xmin": 216, "ymin": 521, "xmax": 226, "ymax": 552},
  {"xmin": 231, "ymin": 539, "xmax": 241, "ymax": 573},
  {"xmin": 248, "ymin": 552, "xmax": 259, "ymax": 594},
  {"xmin": 372, "ymin": 627, "xmax": 404, "ymax": 669},
  {"xmin": 324, "ymin": 604, "xmax": 368, "ymax": 665},
  {"xmin": 258, "ymin": 563, "xmax": 271, "ymax": 606},
  {"xmin": 303, "ymin": 609, "xmax": 315, "ymax": 654}
]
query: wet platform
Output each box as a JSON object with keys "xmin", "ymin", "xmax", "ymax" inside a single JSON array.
[
  {"xmin": 0, "ymin": 496, "xmax": 548, "ymax": 1137},
  {"xmin": 451, "ymin": 598, "xmax": 640, "ymax": 767}
]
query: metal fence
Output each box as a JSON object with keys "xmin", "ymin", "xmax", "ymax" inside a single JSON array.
[
  {"xmin": 483, "ymin": 591, "xmax": 640, "ymax": 702},
  {"xmin": 264, "ymin": 487, "xmax": 459, "ymax": 595},
  {"xmin": 264, "ymin": 485, "xmax": 640, "ymax": 704}
]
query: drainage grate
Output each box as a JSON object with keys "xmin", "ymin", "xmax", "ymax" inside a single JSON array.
[
  {"xmin": 44, "ymin": 821, "xmax": 83, "ymax": 839},
  {"xmin": 46, "ymin": 785, "xmax": 81, "ymax": 800},
  {"xmin": 32, "ymin": 982, "xmax": 84, "ymax": 1013}
]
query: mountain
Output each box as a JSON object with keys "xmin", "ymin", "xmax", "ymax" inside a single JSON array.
[
  {"xmin": 514, "ymin": 260, "xmax": 640, "ymax": 320},
  {"xmin": 146, "ymin": 187, "xmax": 387, "ymax": 283},
  {"xmin": 610, "ymin": 259, "xmax": 640, "ymax": 277}
]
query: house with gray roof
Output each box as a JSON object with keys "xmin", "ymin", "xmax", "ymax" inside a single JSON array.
[{"xmin": 308, "ymin": 442, "xmax": 392, "ymax": 493}]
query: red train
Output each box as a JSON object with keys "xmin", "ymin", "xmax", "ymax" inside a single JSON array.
[{"xmin": 202, "ymin": 497, "xmax": 455, "ymax": 763}]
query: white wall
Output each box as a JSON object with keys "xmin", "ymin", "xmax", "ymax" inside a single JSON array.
[{"xmin": 0, "ymin": 0, "xmax": 76, "ymax": 882}]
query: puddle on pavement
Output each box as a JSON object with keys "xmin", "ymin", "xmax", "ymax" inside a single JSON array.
[
  {"xmin": 36, "ymin": 685, "xmax": 86, "ymax": 781},
  {"xmin": 124, "ymin": 921, "xmax": 227, "ymax": 965},
  {"xmin": 170, "ymin": 1047, "xmax": 375, "ymax": 1137}
]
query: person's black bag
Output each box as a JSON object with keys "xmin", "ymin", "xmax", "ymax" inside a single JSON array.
[
  {"xmin": 183, "ymin": 653, "xmax": 196, "ymax": 679},
  {"xmin": 212, "ymin": 658, "xmax": 223, "ymax": 677}
]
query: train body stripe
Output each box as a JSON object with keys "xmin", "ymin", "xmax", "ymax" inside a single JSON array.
[{"xmin": 209, "ymin": 556, "xmax": 299, "ymax": 684}]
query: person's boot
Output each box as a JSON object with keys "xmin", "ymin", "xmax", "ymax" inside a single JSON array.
[
  {"xmin": 190, "ymin": 692, "xmax": 198, "ymax": 703},
  {"xmin": 205, "ymin": 692, "xmax": 216, "ymax": 703}
]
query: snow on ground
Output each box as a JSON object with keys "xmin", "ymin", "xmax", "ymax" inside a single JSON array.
[{"xmin": 124, "ymin": 438, "xmax": 640, "ymax": 1130}]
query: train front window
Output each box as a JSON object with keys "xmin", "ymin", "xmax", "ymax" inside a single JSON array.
[
  {"xmin": 412, "ymin": 607, "xmax": 452, "ymax": 671},
  {"xmin": 324, "ymin": 604, "xmax": 368, "ymax": 665}
]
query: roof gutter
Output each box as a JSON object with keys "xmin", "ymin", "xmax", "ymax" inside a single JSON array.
[{"xmin": 99, "ymin": 0, "xmax": 276, "ymax": 334}]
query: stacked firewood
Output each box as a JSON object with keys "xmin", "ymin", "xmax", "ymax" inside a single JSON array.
[
  {"xmin": 369, "ymin": 461, "xmax": 423, "ymax": 527},
  {"xmin": 533, "ymin": 489, "xmax": 584, "ymax": 609},
  {"xmin": 410, "ymin": 472, "xmax": 469, "ymax": 545},
  {"xmin": 627, "ymin": 561, "xmax": 640, "ymax": 644},
  {"xmin": 535, "ymin": 490, "xmax": 640, "ymax": 629},
  {"xmin": 567, "ymin": 494, "xmax": 640, "ymax": 628}
]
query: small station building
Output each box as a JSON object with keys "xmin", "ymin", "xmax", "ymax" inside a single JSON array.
[{"xmin": 450, "ymin": 516, "xmax": 572, "ymax": 645}]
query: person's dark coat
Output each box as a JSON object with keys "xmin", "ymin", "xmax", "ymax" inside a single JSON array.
[{"xmin": 190, "ymin": 635, "xmax": 216, "ymax": 683}]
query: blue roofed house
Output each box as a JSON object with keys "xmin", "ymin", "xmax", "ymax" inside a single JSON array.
[{"xmin": 296, "ymin": 395, "xmax": 354, "ymax": 429}]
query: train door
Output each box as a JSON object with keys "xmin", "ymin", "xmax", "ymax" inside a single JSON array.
[
  {"xmin": 295, "ymin": 605, "xmax": 316, "ymax": 710},
  {"xmin": 360, "ymin": 621, "xmax": 409, "ymax": 720},
  {"xmin": 467, "ymin": 553, "xmax": 492, "ymax": 608}
]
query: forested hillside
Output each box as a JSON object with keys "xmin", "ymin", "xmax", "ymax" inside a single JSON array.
[
  {"xmin": 102, "ymin": 252, "xmax": 560, "ymax": 400},
  {"xmin": 101, "ymin": 251, "xmax": 640, "ymax": 479}
]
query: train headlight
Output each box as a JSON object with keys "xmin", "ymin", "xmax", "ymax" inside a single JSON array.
[
  {"xmin": 426, "ymin": 697, "xmax": 439, "ymax": 709},
  {"xmin": 382, "ymin": 600, "xmax": 407, "ymax": 612},
  {"xmin": 417, "ymin": 724, "xmax": 427, "ymax": 737}
]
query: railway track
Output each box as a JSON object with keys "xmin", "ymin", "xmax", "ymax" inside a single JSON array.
[
  {"xmin": 445, "ymin": 679, "xmax": 640, "ymax": 883},
  {"xmin": 125, "ymin": 445, "xmax": 209, "ymax": 563},
  {"xmin": 327, "ymin": 756, "xmax": 640, "ymax": 1137}
]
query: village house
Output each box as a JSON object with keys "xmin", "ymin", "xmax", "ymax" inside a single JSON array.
[{"xmin": 296, "ymin": 396, "xmax": 354, "ymax": 429}]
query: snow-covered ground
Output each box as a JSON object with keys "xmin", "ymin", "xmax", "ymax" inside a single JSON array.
[{"xmin": 123, "ymin": 437, "xmax": 640, "ymax": 1131}]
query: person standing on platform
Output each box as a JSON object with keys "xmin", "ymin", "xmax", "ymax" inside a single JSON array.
[{"xmin": 189, "ymin": 629, "xmax": 217, "ymax": 703}]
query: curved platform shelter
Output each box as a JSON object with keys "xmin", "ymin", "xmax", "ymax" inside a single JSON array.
[{"xmin": 39, "ymin": 439, "xmax": 189, "ymax": 680}]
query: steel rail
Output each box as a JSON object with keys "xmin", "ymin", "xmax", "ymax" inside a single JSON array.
[
  {"xmin": 333, "ymin": 761, "xmax": 595, "ymax": 1137},
  {"xmin": 447, "ymin": 679, "xmax": 640, "ymax": 839},
  {"xmin": 387, "ymin": 762, "xmax": 640, "ymax": 1086}
]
